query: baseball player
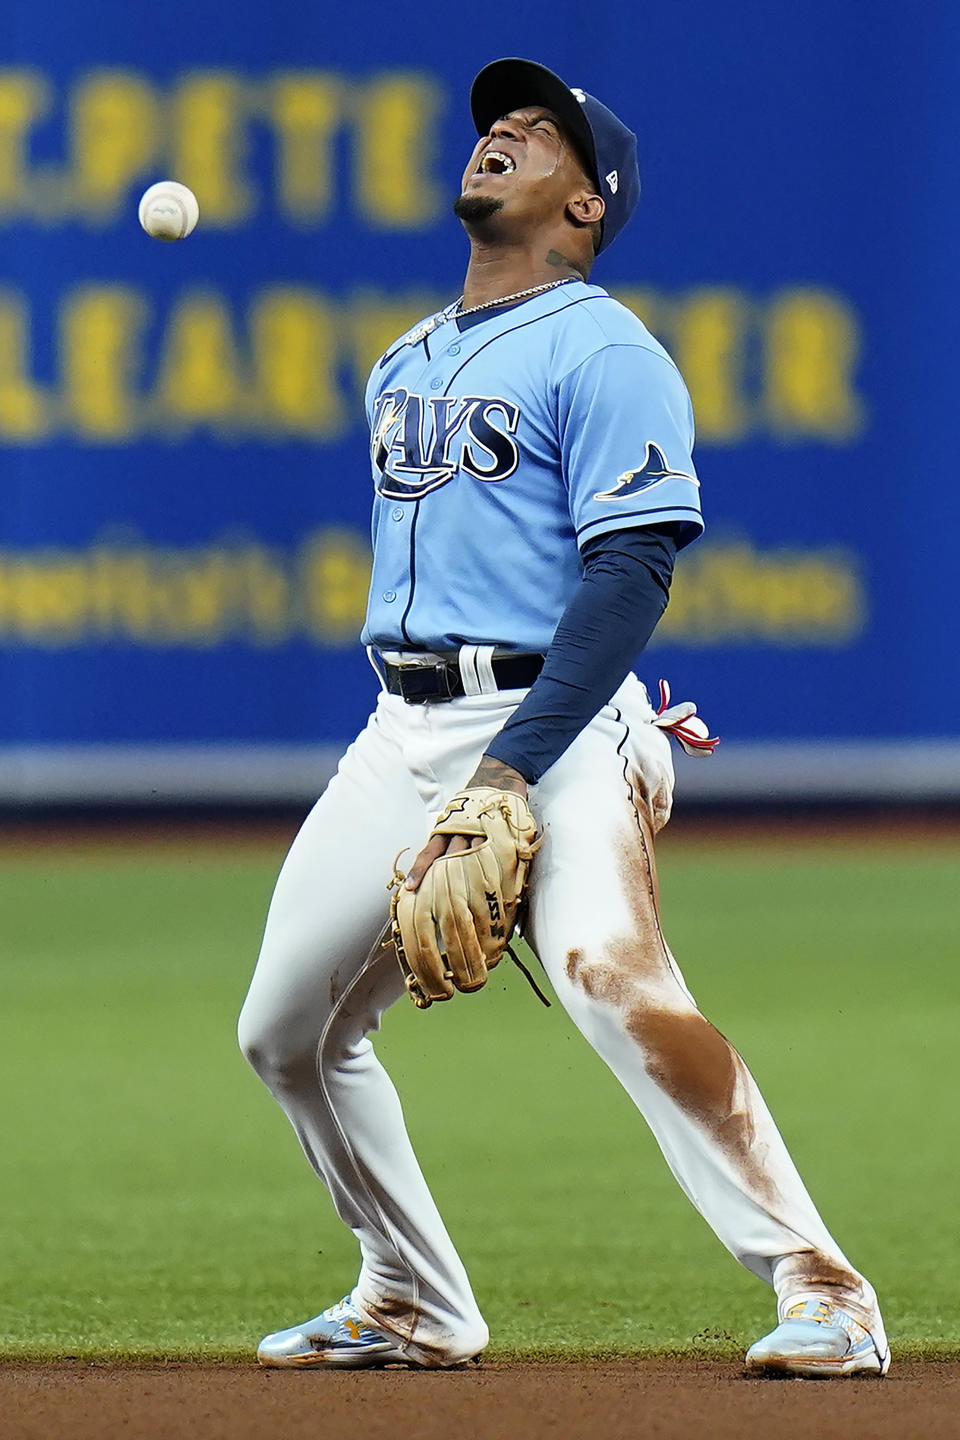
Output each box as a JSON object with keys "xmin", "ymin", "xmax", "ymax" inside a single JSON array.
[{"xmin": 238, "ymin": 58, "xmax": 888, "ymax": 1378}]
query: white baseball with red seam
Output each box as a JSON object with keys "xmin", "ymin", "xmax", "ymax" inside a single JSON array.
[{"xmin": 138, "ymin": 181, "xmax": 199, "ymax": 241}]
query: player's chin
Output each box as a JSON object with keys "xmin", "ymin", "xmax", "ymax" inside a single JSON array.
[{"xmin": 452, "ymin": 190, "xmax": 505, "ymax": 223}]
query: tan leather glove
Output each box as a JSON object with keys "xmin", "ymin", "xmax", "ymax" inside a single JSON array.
[{"xmin": 390, "ymin": 787, "xmax": 541, "ymax": 1008}]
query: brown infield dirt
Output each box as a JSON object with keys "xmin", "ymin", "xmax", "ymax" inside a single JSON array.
[{"xmin": 3, "ymin": 1361, "xmax": 959, "ymax": 1440}]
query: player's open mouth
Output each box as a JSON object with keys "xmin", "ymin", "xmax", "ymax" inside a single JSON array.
[{"xmin": 477, "ymin": 151, "xmax": 516, "ymax": 175}]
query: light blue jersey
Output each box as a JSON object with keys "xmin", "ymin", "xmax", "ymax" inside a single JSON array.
[{"xmin": 361, "ymin": 279, "xmax": 702, "ymax": 654}]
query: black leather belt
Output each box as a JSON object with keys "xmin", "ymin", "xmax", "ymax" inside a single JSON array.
[{"xmin": 377, "ymin": 651, "xmax": 544, "ymax": 704}]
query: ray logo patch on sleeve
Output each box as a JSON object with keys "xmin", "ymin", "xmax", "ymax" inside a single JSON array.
[{"xmin": 593, "ymin": 442, "xmax": 699, "ymax": 502}]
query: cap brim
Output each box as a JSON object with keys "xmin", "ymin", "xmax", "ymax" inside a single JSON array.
[{"xmin": 470, "ymin": 58, "xmax": 599, "ymax": 190}]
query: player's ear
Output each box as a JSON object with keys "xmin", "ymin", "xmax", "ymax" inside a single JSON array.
[{"xmin": 566, "ymin": 190, "xmax": 605, "ymax": 229}]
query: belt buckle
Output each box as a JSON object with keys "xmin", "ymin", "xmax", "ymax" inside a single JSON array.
[{"xmin": 397, "ymin": 660, "xmax": 458, "ymax": 703}]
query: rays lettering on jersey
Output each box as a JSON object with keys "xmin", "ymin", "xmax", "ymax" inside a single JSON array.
[{"xmin": 371, "ymin": 388, "xmax": 521, "ymax": 499}]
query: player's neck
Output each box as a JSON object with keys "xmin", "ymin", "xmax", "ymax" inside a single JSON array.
[{"xmin": 461, "ymin": 239, "xmax": 584, "ymax": 310}]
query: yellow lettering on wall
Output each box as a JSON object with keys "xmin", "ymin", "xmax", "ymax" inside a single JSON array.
[
  {"xmin": 660, "ymin": 539, "xmax": 865, "ymax": 644},
  {"xmin": 0, "ymin": 534, "xmax": 349, "ymax": 646},
  {"xmin": 268, "ymin": 74, "xmax": 342, "ymax": 224},
  {"xmin": 249, "ymin": 287, "xmax": 345, "ymax": 437},
  {"xmin": 153, "ymin": 291, "xmax": 244, "ymax": 432},
  {"xmin": 765, "ymin": 288, "xmax": 864, "ymax": 440},
  {"xmin": 69, "ymin": 71, "xmax": 160, "ymax": 223},
  {"xmin": 62, "ymin": 286, "xmax": 145, "ymax": 440},
  {"xmin": 613, "ymin": 289, "xmax": 665, "ymax": 343},
  {"xmin": 349, "ymin": 289, "xmax": 443, "ymax": 383},
  {"xmin": 671, "ymin": 288, "xmax": 751, "ymax": 443},
  {"xmin": 0, "ymin": 290, "xmax": 49, "ymax": 438},
  {"xmin": 353, "ymin": 74, "xmax": 441, "ymax": 228},
  {"xmin": 170, "ymin": 72, "xmax": 252, "ymax": 224},
  {"xmin": 156, "ymin": 552, "xmax": 231, "ymax": 643},
  {"xmin": 87, "ymin": 546, "xmax": 152, "ymax": 635},
  {"xmin": 0, "ymin": 530, "xmax": 864, "ymax": 651},
  {"xmin": 0, "ymin": 71, "xmax": 49, "ymax": 212},
  {"xmin": 0, "ymin": 561, "xmax": 13, "ymax": 632},
  {"xmin": 232, "ymin": 545, "xmax": 292, "ymax": 643},
  {"xmin": 0, "ymin": 552, "xmax": 87, "ymax": 642},
  {"xmin": 0, "ymin": 281, "xmax": 872, "ymax": 448},
  {"xmin": 299, "ymin": 529, "xmax": 371, "ymax": 642},
  {"xmin": 85, "ymin": 542, "xmax": 291, "ymax": 644}
]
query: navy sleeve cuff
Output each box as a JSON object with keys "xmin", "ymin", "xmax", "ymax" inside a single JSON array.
[{"xmin": 484, "ymin": 525, "xmax": 678, "ymax": 784}]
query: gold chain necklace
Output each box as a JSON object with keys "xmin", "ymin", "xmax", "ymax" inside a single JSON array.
[
  {"xmin": 456, "ymin": 276, "xmax": 577, "ymax": 318},
  {"xmin": 402, "ymin": 277, "xmax": 577, "ymax": 348}
]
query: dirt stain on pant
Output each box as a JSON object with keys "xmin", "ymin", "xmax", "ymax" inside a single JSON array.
[
  {"xmin": 564, "ymin": 789, "xmax": 772, "ymax": 1200},
  {"xmin": 774, "ymin": 1251, "xmax": 875, "ymax": 1331},
  {"xmin": 627, "ymin": 1006, "xmax": 758, "ymax": 1159},
  {"xmin": 360, "ymin": 1294, "xmax": 476, "ymax": 1368},
  {"xmin": 361, "ymin": 1293, "xmax": 420, "ymax": 1350}
]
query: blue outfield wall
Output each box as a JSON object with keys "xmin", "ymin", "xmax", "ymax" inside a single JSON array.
[{"xmin": 2, "ymin": 0, "xmax": 959, "ymax": 801}]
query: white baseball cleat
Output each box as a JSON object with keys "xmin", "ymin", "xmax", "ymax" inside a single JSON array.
[
  {"xmin": 745, "ymin": 1298, "xmax": 890, "ymax": 1377},
  {"xmin": 257, "ymin": 1296, "xmax": 413, "ymax": 1368}
]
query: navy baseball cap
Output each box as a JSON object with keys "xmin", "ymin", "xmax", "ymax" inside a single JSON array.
[{"xmin": 470, "ymin": 58, "xmax": 640, "ymax": 254}]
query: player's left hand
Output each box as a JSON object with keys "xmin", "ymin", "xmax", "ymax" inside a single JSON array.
[
  {"xmin": 404, "ymin": 756, "xmax": 527, "ymax": 891},
  {"xmin": 390, "ymin": 760, "xmax": 539, "ymax": 1008}
]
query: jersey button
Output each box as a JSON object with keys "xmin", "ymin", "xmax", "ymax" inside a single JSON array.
[
  {"xmin": 391, "ymin": 507, "xmax": 404, "ymax": 521},
  {"xmin": 429, "ymin": 378, "xmax": 443, "ymax": 390},
  {"xmin": 449, "ymin": 345, "xmax": 461, "ymax": 355},
  {"xmin": 382, "ymin": 590, "xmax": 397, "ymax": 603}
]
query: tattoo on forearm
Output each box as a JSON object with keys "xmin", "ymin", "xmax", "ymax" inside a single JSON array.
[{"xmin": 469, "ymin": 755, "xmax": 528, "ymax": 795}]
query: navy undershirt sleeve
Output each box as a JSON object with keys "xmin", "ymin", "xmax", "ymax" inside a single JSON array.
[{"xmin": 484, "ymin": 525, "xmax": 678, "ymax": 784}]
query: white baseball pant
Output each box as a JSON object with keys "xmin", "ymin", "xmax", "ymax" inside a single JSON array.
[{"xmin": 237, "ymin": 669, "xmax": 884, "ymax": 1366}]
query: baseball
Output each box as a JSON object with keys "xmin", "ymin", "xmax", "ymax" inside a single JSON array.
[{"xmin": 138, "ymin": 180, "xmax": 199, "ymax": 241}]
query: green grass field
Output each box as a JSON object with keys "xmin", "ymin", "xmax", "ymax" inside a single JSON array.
[{"xmin": 1, "ymin": 830, "xmax": 957, "ymax": 1360}]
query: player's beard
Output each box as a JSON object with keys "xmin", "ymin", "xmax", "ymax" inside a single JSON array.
[{"xmin": 453, "ymin": 193, "xmax": 504, "ymax": 224}]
